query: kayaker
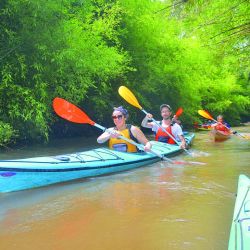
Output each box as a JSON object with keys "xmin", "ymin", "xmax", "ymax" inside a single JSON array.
[
  {"xmin": 97, "ymin": 106, "xmax": 152, "ymax": 152},
  {"xmin": 211, "ymin": 115, "xmax": 231, "ymax": 132},
  {"xmin": 141, "ymin": 104, "xmax": 187, "ymax": 149}
]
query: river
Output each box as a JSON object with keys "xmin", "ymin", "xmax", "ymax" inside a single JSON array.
[{"xmin": 0, "ymin": 126, "xmax": 249, "ymax": 250}]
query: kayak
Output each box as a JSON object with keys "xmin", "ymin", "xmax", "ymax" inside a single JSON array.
[
  {"xmin": 196, "ymin": 127, "xmax": 212, "ymax": 131},
  {"xmin": 0, "ymin": 135, "xmax": 194, "ymax": 193},
  {"xmin": 210, "ymin": 129, "xmax": 231, "ymax": 141},
  {"xmin": 228, "ymin": 174, "xmax": 250, "ymax": 250},
  {"xmin": 0, "ymin": 134, "xmax": 194, "ymax": 192},
  {"xmin": 194, "ymin": 123, "xmax": 213, "ymax": 131}
]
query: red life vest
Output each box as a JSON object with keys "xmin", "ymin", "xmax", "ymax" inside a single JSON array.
[
  {"xmin": 155, "ymin": 125, "xmax": 176, "ymax": 144},
  {"xmin": 215, "ymin": 123, "xmax": 230, "ymax": 132}
]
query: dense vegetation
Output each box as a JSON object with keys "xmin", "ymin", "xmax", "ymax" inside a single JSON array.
[{"xmin": 0, "ymin": 0, "xmax": 249, "ymax": 147}]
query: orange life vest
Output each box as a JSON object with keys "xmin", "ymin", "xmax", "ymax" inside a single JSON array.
[{"xmin": 155, "ymin": 125, "xmax": 176, "ymax": 144}]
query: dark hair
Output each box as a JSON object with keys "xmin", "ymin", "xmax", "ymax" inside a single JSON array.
[
  {"xmin": 113, "ymin": 106, "xmax": 129, "ymax": 118},
  {"xmin": 160, "ymin": 104, "xmax": 172, "ymax": 112}
]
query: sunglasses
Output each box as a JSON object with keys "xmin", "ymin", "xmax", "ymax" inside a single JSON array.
[{"xmin": 112, "ymin": 115, "xmax": 123, "ymax": 120}]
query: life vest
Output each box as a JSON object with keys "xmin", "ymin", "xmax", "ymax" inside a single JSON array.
[
  {"xmin": 109, "ymin": 124, "xmax": 138, "ymax": 153},
  {"xmin": 215, "ymin": 123, "xmax": 230, "ymax": 132},
  {"xmin": 155, "ymin": 123, "xmax": 176, "ymax": 144}
]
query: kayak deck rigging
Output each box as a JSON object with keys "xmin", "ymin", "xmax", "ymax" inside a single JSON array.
[{"xmin": 53, "ymin": 148, "xmax": 125, "ymax": 163}]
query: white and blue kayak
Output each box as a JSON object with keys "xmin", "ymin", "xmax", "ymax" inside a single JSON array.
[
  {"xmin": 228, "ymin": 174, "xmax": 250, "ymax": 250},
  {"xmin": 0, "ymin": 134, "xmax": 194, "ymax": 193}
]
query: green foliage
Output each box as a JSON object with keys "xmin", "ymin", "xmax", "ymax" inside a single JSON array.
[
  {"xmin": 0, "ymin": 0, "xmax": 249, "ymax": 146},
  {"xmin": 117, "ymin": 0, "xmax": 249, "ymax": 126},
  {"xmin": 0, "ymin": 0, "xmax": 131, "ymax": 143},
  {"xmin": 0, "ymin": 121, "xmax": 17, "ymax": 147}
]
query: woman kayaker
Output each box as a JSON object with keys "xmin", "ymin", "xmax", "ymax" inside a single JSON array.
[
  {"xmin": 211, "ymin": 115, "xmax": 231, "ymax": 132},
  {"xmin": 97, "ymin": 106, "xmax": 152, "ymax": 152},
  {"xmin": 141, "ymin": 104, "xmax": 186, "ymax": 149}
]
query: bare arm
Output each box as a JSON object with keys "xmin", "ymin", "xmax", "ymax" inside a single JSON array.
[
  {"xmin": 211, "ymin": 123, "xmax": 218, "ymax": 128},
  {"xmin": 141, "ymin": 114, "xmax": 154, "ymax": 128},
  {"xmin": 177, "ymin": 134, "xmax": 187, "ymax": 149},
  {"xmin": 97, "ymin": 128, "xmax": 119, "ymax": 144},
  {"xmin": 173, "ymin": 124, "xmax": 186, "ymax": 149},
  {"xmin": 131, "ymin": 126, "xmax": 152, "ymax": 151}
]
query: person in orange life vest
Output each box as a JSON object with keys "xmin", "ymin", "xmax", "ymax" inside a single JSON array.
[
  {"xmin": 97, "ymin": 106, "xmax": 152, "ymax": 153},
  {"xmin": 141, "ymin": 104, "xmax": 186, "ymax": 149},
  {"xmin": 211, "ymin": 115, "xmax": 231, "ymax": 133}
]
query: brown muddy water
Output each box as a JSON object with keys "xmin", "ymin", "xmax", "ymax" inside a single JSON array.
[{"xmin": 0, "ymin": 127, "xmax": 249, "ymax": 250}]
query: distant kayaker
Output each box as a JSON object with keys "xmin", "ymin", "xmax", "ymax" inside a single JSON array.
[
  {"xmin": 141, "ymin": 104, "xmax": 186, "ymax": 149},
  {"xmin": 97, "ymin": 106, "xmax": 152, "ymax": 152},
  {"xmin": 211, "ymin": 115, "xmax": 231, "ymax": 132}
]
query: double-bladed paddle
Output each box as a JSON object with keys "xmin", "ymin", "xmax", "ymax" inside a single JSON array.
[
  {"xmin": 118, "ymin": 86, "xmax": 193, "ymax": 156},
  {"xmin": 53, "ymin": 97, "xmax": 205, "ymax": 165},
  {"xmin": 198, "ymin": 110, "xmax": 249, "ymax": 139}
]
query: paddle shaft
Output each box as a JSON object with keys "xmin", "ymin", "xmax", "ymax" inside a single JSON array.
[
  {"xmin": 94, "ymin": 123, "xmax": 173, "ymax": 163},
  {"xmin": 141, "ymin": 109, "xmax": 191, "ymax": 155}
]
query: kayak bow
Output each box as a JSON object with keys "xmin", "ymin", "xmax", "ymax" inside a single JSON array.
[
  {"xmin": 228, "ymin": 174, "xmax": 250, "ymax": 250},
  {"xmin": 211, "ymin": 129, "xmax": 231, "ymax": 142}
]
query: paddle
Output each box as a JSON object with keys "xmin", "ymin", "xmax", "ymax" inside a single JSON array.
[
  {"xmin": 198, "ymin": 110, "xmax": 248, "ymax": 139},
  {"xmin": 175, "ymin": 107, "xmax": 183, "ymax": 118},
  {"xmin": 172, "ymin": 107, "xmax": 183, "ymax": 125},
  {"xmin": 118, "ymin": 86, "xmax": 192, "ymax": 156},
  {"xmin": 53, "ymin": 98, "xmax": 204, "ymax": 165}
]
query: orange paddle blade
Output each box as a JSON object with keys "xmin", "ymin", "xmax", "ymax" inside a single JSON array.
[
  {"xmin": 53, "ymin": 97, "xmax": 95, "ymax": 125},
  {"xmin": 175, "ymin": 107, "xmax": 183, "ymax": 118},
  {"xmin": 198, "ymin": 110, "xmax": 214, "ymax": 121}
]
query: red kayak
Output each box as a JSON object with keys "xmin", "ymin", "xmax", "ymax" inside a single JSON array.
[{"xmin": 210, "ymin": 129, "xmax": 231, "ymax": 142}]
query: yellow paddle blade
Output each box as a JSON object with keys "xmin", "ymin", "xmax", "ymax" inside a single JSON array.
[
  {"xmin": 118, "ymin": 86, "xmax": 142, "ymax": 110},
  {"xmin": 198, "ymin": 110, "xmax": 214, "ymax": 120}
]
